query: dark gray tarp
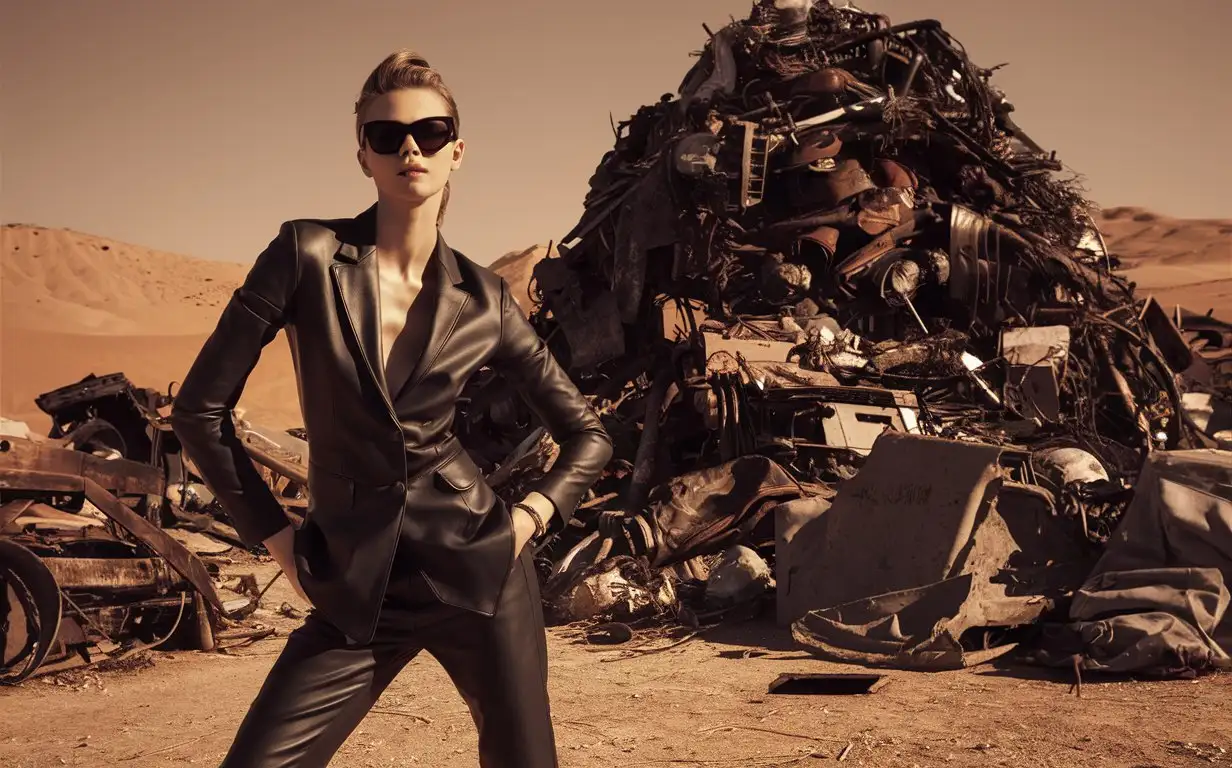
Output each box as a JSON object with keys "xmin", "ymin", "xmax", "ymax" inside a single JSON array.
[{"xmin": 1029, "ymin": 449, "xmax": 1232, "ymax": 677}]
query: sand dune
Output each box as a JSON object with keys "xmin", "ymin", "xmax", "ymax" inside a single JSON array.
[
  {"xmin": 1, "ymin": 224, "xmax": 295, "ymax": 433},
  {"xmin": 2, "ymin": 223, "xmax": 249, "ymax": 334},
  {"xmin": 1, "ymin": 211, "xmax": 1228, "ymax": 436},
  {"xmin": 489, "ymin": 243, "xmax": 558, "ymax": 312},
  {"xmin": 1093, "ymin": 207, "xmax": 1232, "ymax": 319}
]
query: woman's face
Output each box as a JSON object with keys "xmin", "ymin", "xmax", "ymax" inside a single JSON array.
[{"xmin": 357, "ymin": 87, "xmax": 464, "ymax": 205}]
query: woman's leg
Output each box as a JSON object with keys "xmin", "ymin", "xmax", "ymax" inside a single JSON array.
[
  {"xmin": 425, "ymin": 548, "xmax": 557, "ymax": 768},
  {"xmin": 219, "ymin": 611, "xmax": 421, "ymax": 768}
]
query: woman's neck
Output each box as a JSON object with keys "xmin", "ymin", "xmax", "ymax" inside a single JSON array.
[{"xmin": 374, "ymin": 195, "xmax": 441, "ymax": 278}]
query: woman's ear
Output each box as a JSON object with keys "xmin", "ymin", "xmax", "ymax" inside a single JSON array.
[
  {"xmin": 450, "ymin": 138, "xmax": 466, "ymax": 171},
  {"xmin": 357, "ymin": 148, "xmax": 372, "ymax": 177}
]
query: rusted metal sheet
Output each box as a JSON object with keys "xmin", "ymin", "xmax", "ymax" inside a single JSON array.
[
  {"xmin": 776, "ymin": 433, "xmax": 1009, "ymax": 623},
  {"xmin": 40, "ymin": 557, "xmax": 183, "ymax": 590},
  {"xmin": 0, "ymin": 499, "xmax": 35, "ymax": 530},
  {"xmin": 242, "ymin": 439, "xmax": 308, "ymax": 486},
  {"xmin": 0, "ymin": 468, "xmax": 86, "ymax": 493},
  {"xmin": 80, "ymin": 478, "xmax": 225, "ymax": 612},
  {"xmin": 0, "ymin": 438, "xmax": 163, "ymax": 496}
]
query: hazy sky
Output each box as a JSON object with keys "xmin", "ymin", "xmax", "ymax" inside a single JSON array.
[{"xmin": 2, "ymin": 0, "xmax": 1229, "ymax": 267}]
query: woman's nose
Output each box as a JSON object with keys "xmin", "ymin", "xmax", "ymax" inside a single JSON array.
[{"xmin": 400, "ymin": 134, "xmax": 421, "ymax": 156}]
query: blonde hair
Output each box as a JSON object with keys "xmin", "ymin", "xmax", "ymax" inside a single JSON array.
[{"xmin": 355, "ymin": 50, "xmax": 460, "ymax": 226}]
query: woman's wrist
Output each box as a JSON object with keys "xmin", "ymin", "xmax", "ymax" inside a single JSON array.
[{"xmin": 512, "ymin": 500, "xmax": 547, "ymax": 539}]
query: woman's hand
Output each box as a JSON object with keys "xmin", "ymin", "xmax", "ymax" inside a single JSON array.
[
  {"xmin": 511, "ymin": 506, "xmax": 538, "ymax": 555},
  {"xmin": 510, "ymin": 491, "xmax": 556, "ymax": 554},
  {"xmin": 262, "ymin": 525, "xmax": 312, "ymax": 605}
]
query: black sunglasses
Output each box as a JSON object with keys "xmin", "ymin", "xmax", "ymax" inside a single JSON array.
[{"xmin": 361, "ymin": 117, "xmax": 457, "ymax": 156}]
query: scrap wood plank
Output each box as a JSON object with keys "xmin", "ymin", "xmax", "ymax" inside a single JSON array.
[{"xmin": 81, "ymin": 477, "xmax": 225, "ymax": 612}]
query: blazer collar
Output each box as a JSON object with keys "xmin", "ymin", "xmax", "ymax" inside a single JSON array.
[
  {"xmin": 329, "ymin": 203, "xmax": 470, "ymax": 413},
  {"xmin": 332, "ymin": 203, "xmax": 464, "ymax": 286}
]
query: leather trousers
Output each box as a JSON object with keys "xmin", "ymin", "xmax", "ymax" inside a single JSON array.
[{"xmin": 218, "ymin": 547, "xmax": 557, "ymax": 767}]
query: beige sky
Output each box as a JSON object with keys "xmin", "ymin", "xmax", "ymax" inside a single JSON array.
[{"xmin": 2, "ymin": 0, "xmax": 1229, "ymax": 267}]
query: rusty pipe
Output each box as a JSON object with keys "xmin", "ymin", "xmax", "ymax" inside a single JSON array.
[
  {"xmin": 624, "ymin": 366, "xmax": 676, "ymax": 513},
  {"xmin": 243, "ymin": 440, "xmax": 308, "ymax": 486},
  {"xmin": 41, "ymin": 557, "xmax": 185, "ymax": 591}
]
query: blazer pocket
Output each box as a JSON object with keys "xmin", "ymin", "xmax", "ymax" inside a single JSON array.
[
  {"xmin": 434, "ymin": 450, "xmax": 497, "ymax": 536},
  {"xmin": 303, "ymin": 462, "xmax": 356, "ymax": 577}
]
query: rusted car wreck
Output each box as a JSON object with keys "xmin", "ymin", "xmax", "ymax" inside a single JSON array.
[{"xmin": 1, "ymin": 374, "xmax": 307, "ymax": 683}]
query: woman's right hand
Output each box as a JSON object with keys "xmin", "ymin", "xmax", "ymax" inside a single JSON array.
[{"xmin": 262, "ymin": 525, "xmax": 312, "ymax": 605}]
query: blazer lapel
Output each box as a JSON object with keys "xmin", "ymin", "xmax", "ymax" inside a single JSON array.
[
  {"xmin": 330, "ymin": 205, "xmax": 395, "ymax": 413},
  {"xmin": 392, "ymin": 237, "xmax": 470, "ymax": 403}
]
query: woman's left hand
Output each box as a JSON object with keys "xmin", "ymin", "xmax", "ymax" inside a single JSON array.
[{"xmin": 510, "ymin": 492, "xmax": 555, "ymax": 553}]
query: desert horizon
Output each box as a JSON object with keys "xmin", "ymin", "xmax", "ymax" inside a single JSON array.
[{"xmin": 4, "ymin": 207, "xmax": 1229, "ymax": 435}]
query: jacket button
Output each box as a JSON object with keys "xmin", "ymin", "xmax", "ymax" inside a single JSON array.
[{"xmin": 394, "ymin": 481, "xmax": 406, "ymax": 494}]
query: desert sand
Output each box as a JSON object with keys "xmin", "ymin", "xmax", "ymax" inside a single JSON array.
[
  {"xmin": 1, "ymin": 557, "xmax": 1229, "ymax": 768},
  {"xmin": 1, "ymin": 214, "xmax": 1230, "ymax": 767}
]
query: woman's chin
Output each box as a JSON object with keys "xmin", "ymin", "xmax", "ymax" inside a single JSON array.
[{"xmin": 378, "ymin": 179, "xmax": 441, "ymax": 205}]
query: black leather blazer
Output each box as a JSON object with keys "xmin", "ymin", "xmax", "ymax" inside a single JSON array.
[{"xmin": 171, "ymin": 204, "xmax": 613, "ymax": 642}]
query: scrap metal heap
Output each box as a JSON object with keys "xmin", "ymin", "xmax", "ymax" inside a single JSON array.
[
  {"xmin": 1, "ymin": 374, "xmax": 309, "ymax": 684},
  {"xmin": 457, "ymin": 0, "xmax": 1232, "ymax": 675}
]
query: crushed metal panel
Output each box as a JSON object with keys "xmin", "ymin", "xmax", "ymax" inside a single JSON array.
[
  {"xmin": 775, "ymin": 494, "xmax": 834, "ymax": 625},
  {"xmin": 560, "ymin": 290, "xmax": 626, "ymax": 370},
  {"xmin": 791, "ymin": 573, "xmax": 1052, "ymax": 670},
  {"xmin": 647, "ymin": 455, "xmax": 804, "ymax": 567},
  {"xmin": 821, "ymin": 402, "xmax": 906, "ymax": 454},
  {"xmin": 1079, "ymin": 448, "xmax": 1232, "ymax": 654},
  {"xmin": 759, "ymin": 386, "xmax": 921, "ymax": 457},
  {"xmin": 1139, "ymin": 296, "xmax": 1195, "ymax": 374},
  {"xmin": 614, "ymin": 164, "xmax": 678, "ymax": 323},
  {"xmin": 776, "ymin": 433, "xmax": 1006, "ymax": 624},
  {"xmin": 999, "ymin": 325, "xmax": 1070, "ymax": 423}
]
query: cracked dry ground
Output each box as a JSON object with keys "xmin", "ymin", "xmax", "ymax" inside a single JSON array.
[{"xmin": 2, "ymin": 561, "xmax": 1229, "ymax": 768}]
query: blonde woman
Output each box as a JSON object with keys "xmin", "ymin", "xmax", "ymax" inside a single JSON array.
[{"xmin": 173, "ymin": 50, "xmax": 612, "ymax": 768}]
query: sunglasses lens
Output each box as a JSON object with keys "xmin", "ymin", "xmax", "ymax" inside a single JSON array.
[
  {"xmin": 363, "ymin": 119, "xmax": 455, "ymax": 156},
  {"xmin": 410, "ymin": 119, "xmax": 455, "ymax": 154},
  {"xmin": 364, "ymin": 122, "xmax": 404, "ymax": 154}
]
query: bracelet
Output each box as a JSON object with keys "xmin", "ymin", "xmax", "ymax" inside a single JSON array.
[{"xmin": 512, "ymin": 501, "xmax": 548, "ymax": 539}]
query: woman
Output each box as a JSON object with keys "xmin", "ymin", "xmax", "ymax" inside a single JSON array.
[{"xmin": 171, "ymin": 50, "xmax": 613, "ymax": 768}]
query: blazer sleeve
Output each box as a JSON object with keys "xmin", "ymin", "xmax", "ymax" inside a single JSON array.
[
  {"xmin": 170, "ymin": 221, "xmax": 300, "ymax": 547},
  {"xmin": 489, "ymin": 278, "xmax": 613, "ymax": 533}
]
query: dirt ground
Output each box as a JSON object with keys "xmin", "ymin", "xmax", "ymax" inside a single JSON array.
[{"xmin": 2, "ymin": 560, "xmax": 1230, "ymax": 768}]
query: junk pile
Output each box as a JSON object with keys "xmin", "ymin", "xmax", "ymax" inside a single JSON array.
[
  {"xmin": 457, "ymin": 0, "xmax": 1232, "ymax": 677},
  {"xmin": 0, "ymin": 373, "xmax": 307, "ymax": 684}
]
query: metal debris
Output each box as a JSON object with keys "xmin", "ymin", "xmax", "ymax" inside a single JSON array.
[
  {"xmin": 1, "ymin": 373, "xmax": 303, "ymax": 683},
  {"xmin": 452, "ymin": 0, "xmax": 1232, "ymax": 675}
]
